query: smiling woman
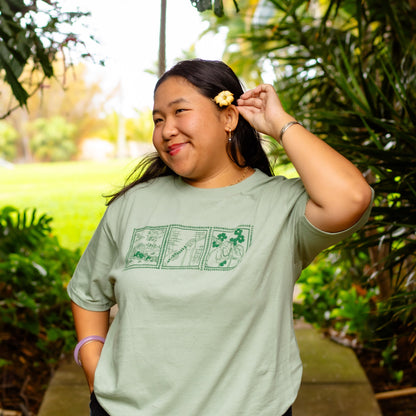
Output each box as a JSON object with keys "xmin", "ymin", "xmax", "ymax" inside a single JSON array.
[
  {"xmin": 109, "ymin": 59, "xmax": 272, "ymax": 198},
  {"xmin": 152, "ymin": 76, "xmax": 247, "ymax": 187},
  {"xmin": 66, "ymin": 59, "xmax": 373, "ymax": 416}
]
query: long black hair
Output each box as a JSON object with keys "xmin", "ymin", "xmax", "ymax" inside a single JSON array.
[{"xmin": 107, "ymin": 59, "xmax": 273, "ymax": 205}]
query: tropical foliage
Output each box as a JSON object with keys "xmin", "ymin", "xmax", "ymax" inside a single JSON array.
[
  {"xmin": 0, "ymin": 206, "xmax": 79, "ymax": 411},
  {"xmin": 0, "ymin": 206, "xmax": 78, "ymax": 349},
  {"xmin": 0, "ymin": 205, "xmax": 79, "ymax": 386},
  {"xmin": 0, "ymin": 0, "xmax": 92, "ymax": 112},
  {"xmin": 203, "ymin": 0, "xmax": 416, "ymax": 378},
  {"xmin": 190, "ymin": 0, "xmax": 240, "ymax": 16}
]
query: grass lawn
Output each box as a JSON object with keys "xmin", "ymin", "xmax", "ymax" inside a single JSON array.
[
  {"xmin": 0, "ymin": 158, "xmax": 298, "ymax": 251},
  {"xmin": 0, "ymin": 159, "xmax": 139, "ymax": 251}
]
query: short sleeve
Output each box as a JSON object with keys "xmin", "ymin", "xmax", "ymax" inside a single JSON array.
[
  {"xmin": 295, "ymin": 188, "xmax": 374, "ymax": 269},
  {"xmin": 67, "ymin": 210, "xmax": 117, "ymax": 311}
]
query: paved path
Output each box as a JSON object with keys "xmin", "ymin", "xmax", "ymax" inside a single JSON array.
[
  {"xmin": 293, "ymin": 323, "xmax": 382, "ymax": 415},
  {"xmin": 38, "ymin": 322, "xmax": 382, "ymax": 416}
]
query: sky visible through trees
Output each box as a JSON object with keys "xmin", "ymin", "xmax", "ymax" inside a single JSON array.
[{"xmin": 71, "ymin": 0, "xmax": 226, "ymax": 116}]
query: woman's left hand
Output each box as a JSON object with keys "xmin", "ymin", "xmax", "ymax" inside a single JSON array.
[{"xmin": 236, "ymin": 84, "xmax": 294, "ymax": 140}]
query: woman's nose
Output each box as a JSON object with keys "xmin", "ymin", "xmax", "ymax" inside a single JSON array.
[{"xmin": 162, "ymin": 118, "xmax": 178, "ymax": 140}]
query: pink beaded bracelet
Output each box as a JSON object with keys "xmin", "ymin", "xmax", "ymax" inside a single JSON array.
[{"xmin": 74, "ymin": 335, "xmax": 105, "ymax": 366}]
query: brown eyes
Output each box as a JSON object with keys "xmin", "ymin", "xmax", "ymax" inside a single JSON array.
[{"xmin": 153, "ymin": 109, "xmax": 188, "ymax": 125}]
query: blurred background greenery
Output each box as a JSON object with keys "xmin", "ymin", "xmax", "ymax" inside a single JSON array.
[{"xmin": 1, "ymin": 0, "xmax": 415, "ymax": 414}]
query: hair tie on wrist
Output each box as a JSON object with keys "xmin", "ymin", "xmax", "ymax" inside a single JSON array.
[
  {"xmin": 74, "ymin": 335, "xmax": 105, "ymax": 366},
  {"xmin": 279, "ymin": 121, "xmax": 303, "ymax": 144}
]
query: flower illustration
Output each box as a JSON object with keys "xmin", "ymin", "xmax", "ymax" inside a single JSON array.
[
  {"xmin": 213, "ymin": 232, "xmax": 227, "ymax": 248},
  {"xmin": 217, "ymin": 233, "xmax": 227, "ymax": 241},
  {"xmin": 230, "ymin": 228, "xmax": 245, "ymax": 246},
  {"xmin": 214, "ymin": 90, "xmax": 234, "ymax": 107}
]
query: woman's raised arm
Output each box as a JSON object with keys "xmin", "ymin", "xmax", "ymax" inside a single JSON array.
[{"xmin": 237, "ymin": 84, "xmax": 372, "ymax": 232}]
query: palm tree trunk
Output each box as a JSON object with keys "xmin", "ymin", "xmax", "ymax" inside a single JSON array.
[{"xmin": 158, "ymin": 0, "xmax": 167, "ymax": 77}]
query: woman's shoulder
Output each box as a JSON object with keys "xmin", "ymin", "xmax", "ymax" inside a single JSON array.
[
  {"xmin": 254, "ymin": 170, "xmax": 303, "ymax": 190},
  {"xmin": 248, "ymin": 171, "xmax": 306, "ymax": 207},
  {"xmin": 107, "ymin": 176, "xmax": 175, "ymax": 210}
]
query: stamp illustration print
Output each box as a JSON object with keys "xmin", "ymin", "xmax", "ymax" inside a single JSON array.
[
  {"xmin": 125, "ymin": 225, "xmax": 253, "ymax": 271},
  {"xmin": 125, "ymin": 227, "xmax": 166, "ymax": 269}
]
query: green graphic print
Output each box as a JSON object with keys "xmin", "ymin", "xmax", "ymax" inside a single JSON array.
[{"xmin": 125, "ymin": 225, "xmax": 253, "ymax": 271}]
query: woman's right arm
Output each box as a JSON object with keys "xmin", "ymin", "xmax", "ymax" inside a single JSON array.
[{"xmin": 71, "ymin": 301, "xmax": 110, "ymax": 392}]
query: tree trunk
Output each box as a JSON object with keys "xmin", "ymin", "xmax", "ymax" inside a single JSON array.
[{"xmin": 158, "ymin": 0, "xmax": 167, "ymax": 77}]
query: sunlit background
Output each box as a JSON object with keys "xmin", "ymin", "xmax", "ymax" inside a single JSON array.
[{"xmin": 71, "ymin": 0, "xmax": 227, "ymax": 115}]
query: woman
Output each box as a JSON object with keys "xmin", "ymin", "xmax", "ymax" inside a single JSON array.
[{"xmin": 68, "ymin": 59, "xmax": 373, "ymax": 416}]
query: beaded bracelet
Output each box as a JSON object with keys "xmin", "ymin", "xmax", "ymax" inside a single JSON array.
[
  {"xmin": 279, "ymin": 121, "xmax": 303, "ymax": 144},
  {"xmin": 74, "ymin": 335, "xmax": 105, "ymax": 366}
]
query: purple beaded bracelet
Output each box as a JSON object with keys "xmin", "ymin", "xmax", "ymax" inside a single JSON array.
[{"xmin": 74, "ymin": 335, "xmax": 105, "ymax": 366}]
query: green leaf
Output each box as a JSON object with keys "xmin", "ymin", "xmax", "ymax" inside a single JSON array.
[
  {"xmin": 0, "ymin": 55, "xmax": 29, "ymax": 106},
  {"xmin": 32, "ymin": 35, "xmax": 54, "ymax": 78}
]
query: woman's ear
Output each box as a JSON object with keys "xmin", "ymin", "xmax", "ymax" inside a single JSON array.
[{"xmin": 222, "ymin": 105, "xmax": 240, "ymax": 131}]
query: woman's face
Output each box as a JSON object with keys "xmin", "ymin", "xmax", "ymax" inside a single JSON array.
[{"xmin": 152, "ymin": 76, "xmax": 236, "ymax": 187}]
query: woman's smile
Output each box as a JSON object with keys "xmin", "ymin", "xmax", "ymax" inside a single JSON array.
[{"xmin": 168, "ymin": 142, "xmax": 188, "ymax": 156}]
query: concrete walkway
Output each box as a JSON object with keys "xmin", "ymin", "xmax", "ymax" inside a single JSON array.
[
  {"xmin": 38, "ymin": 322, "xmax": 382, "ymax": 416},
  {"xmin": 293, "ymin": 323, "xmax": 382, "ymax": 415}
]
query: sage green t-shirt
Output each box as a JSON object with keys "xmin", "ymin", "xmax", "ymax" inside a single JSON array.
[{"xmin": 67, "ymin": 170, "xmax": 372, "ymax": 416}]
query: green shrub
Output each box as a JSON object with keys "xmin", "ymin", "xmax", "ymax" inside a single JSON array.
[
  {"xmin": 293, "ymin": 254, "xmax": 341, "ymax": 329},
  {"xmin": 0, "ymin": 206, "xmax": 80, "ymax": 360},
  {"xmin": 28, "ymin": 117, "xmax": 77, "ymax": 162},
  {"xmin": 0, "ymin": 121, "xmax": 18, "ymax": 162},
  {"xmin": 294, "ymin": 251, "xmax": 416, "ymax": 380}
]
